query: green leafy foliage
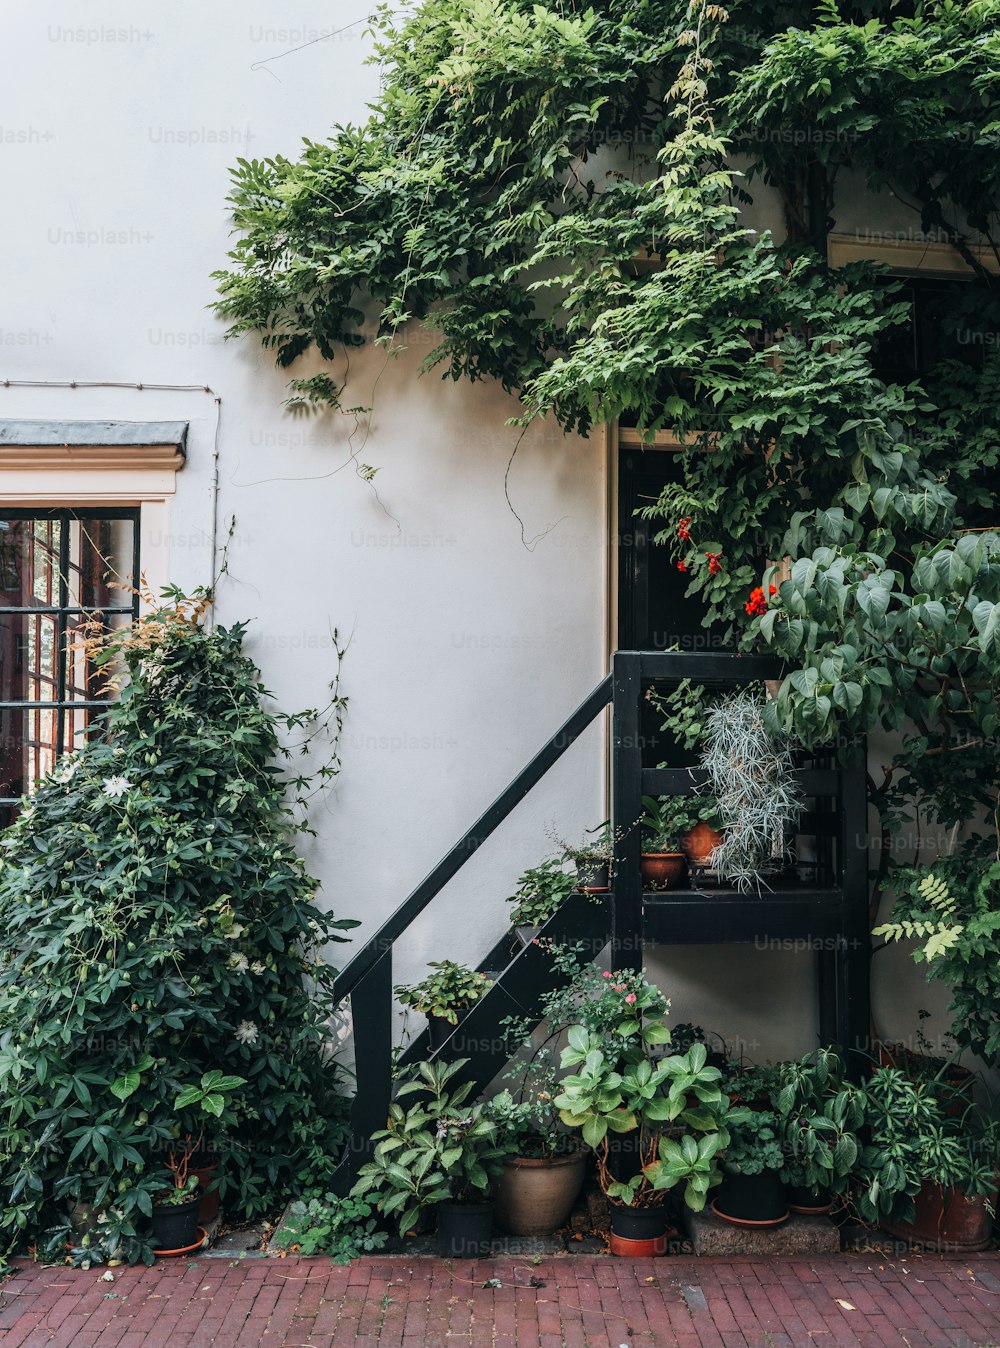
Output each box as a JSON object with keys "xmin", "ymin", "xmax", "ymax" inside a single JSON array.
[
  {"xmin": 553, "ymin": 973, "xmax": 732, "ymax": 1210},
  {"xmin": 270, "ymin": 1193, "xmax": 388, "ymax": 1261},
  {"xmin": 352, "ymin": 1058, "xmax": 509, "ymax": 1235},
  {"xmin": 849, "ymin": 1065, "xmax": 1000, "ymax": 1225},
  {"xmin": 875, "ymin": 853, "xmax": 1000, "ymax": 1060},
  {"xmin": 0, "ymin": 602, "xmax": 358, "ymax": 1263},
  {"xmin": 505, "ymin": 857, "xmax": 578, "ymax": 928},
  {"xmin": 394, "ymin": 960, "xmax": 492, "ymax": 1024}
]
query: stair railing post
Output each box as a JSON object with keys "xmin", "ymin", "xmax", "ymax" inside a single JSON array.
[
  {"xmin": 330, "ymin": 946, "xmax": 394, "ymax": 1192},
  {"xmin": 612, "ymin": 651, "xmax": 644, "ymax": 972}
]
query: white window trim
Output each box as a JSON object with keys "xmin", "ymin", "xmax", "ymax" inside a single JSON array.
[{"xmin": 0, "ymin": 438, "xmax": 184, "ymax": 607}]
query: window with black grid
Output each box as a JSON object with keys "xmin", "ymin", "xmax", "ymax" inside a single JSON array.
[{"xmin": 0, "ymin": 508, "xmax": 139, "ymax": 825}]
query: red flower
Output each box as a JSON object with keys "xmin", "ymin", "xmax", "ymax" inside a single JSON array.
[
  {"xmin": 744, "ymin": 586, "xmax": 768, "ymax": 618},
  {"xmin": 705, "ymin": 551, "xmax": 723, "ymax": 575},
  {"xmin": 769, "ymin": 584, "xmax": 778, "ymax": 596},
  {"xmin": 677, "ymin": 516, "xmax": 692, "ymax": 542},
  {"xmin": 677, "ymin": 561, "xmax": 688, "ymax": 572}
]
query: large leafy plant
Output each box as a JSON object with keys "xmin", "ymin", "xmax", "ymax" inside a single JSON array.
[
  {"xmin": 0, "ymin": 597, "xmax": 357, "ymax": 1263},
  {"xmin": 554, "ymin": 972, "xmax": 732, "ymax": 1210},
  {"xmin": 352, "ymin": 1058, "xmax": 509, "ymax": 1235},
  {"xmin": 774, "ymin": 1050, "xmax": 864, "ymax": 1199}
]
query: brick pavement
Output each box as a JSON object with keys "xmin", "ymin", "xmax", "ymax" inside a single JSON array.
[{"xmin": 1, "ymin": 1253, "xmax": 999, "ymax": 1347}]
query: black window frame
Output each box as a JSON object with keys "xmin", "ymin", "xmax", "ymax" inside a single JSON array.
[{"xmin": 0, "ymin": 506, "xmax": 140, "ymax": 814}]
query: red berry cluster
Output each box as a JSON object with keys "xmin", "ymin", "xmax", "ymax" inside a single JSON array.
[
  {"xmin": 677, "ymin": 516, "xmax": 692, "ymax": 542},
  {"xmin": 705, "ymin": 551, "xmax": 723, "ymax": 575}
]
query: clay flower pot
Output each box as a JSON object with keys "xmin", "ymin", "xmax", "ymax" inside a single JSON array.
[
  {"xmin": 494, "ymin": 1148, "xmax": 587, "ymax": 1236},
  {"xmin": 640, "ymin": 853, "xmax": 685, "ymax": 890},
  {"xmin": 683, "ymin": 822, "xmax": 724, "ymax": 868},
  {"xmin": 884, "ymin": 1181, "xmax": 994, "ymax": 1252}
]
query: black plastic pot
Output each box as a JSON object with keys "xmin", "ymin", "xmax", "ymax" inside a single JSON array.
[
  {"xmin": 713, "ymin": 1171, "xmax": 788, "ymax": 1226},
  {"xmin": 151, "ymin": 1195, "xmax": 202, "ymax": 1251},
  {"xmin": 437, "ymin": 1200, "xmax": 494, "ymax": 1258},
  {"xmin": 428, "ymin": 1008, "xmax": 473, "ymax": 1053},
  {"xmin": 787, "ymin": 1184, "xmax": 833, "ymax": 1214},
  {"xmin": 576, "ymin": 859, "xmax": 610, "ymax": 892},
  {"xmin": 609, "ymin": 1204, "xmax": 668, "ymax": 1242}
]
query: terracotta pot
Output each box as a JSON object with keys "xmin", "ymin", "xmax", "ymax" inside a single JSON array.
[
  {"xmin": 683, "ymin": 823, "xmax": 724, "ymax": 867},
  {"xmin": 609, "ymin": 1203, "xmax": 669, "ymax": 1257},
  {"xmin": 194, "ymin": 1165, "xmax": 220, "ymax": 1225},
  {"xmin": 884, "ymin": 1182, "xmax": 994, "ymax": 1252},
  {"xmin": 640, "ymin": 853, "xmax": 685, "ymax": 890},
  {"xmin": 494, "ymin": 1149, "xmax": 587, "ymax": 1236}
]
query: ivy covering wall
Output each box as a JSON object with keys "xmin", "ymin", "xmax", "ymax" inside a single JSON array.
[{"xmin": 215, "ymin": 0, "xmax": 1000, "ymax": 1060}]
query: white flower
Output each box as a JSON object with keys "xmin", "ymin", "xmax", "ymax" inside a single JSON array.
[
  {"xmin": 250, "ymin": 961, "xmax": 265, "ymax": 976},
  {"xmin": 102, "ymin": 775, "xmax": 132, "ymax": 799},
  {"xmin": 51, "ymin": 755, "xmax": 78, "ymax": 785},
  {"xmin": 234, "ymin": 1020, "xmax": 258, "ymax": 1046},
  {"xmin": 225, "ymin": 923, "xmax": 245, "ymax": 941},
  {"xmin": 228, "ymin": 953, "xmax": 249, "ymax": 974}
]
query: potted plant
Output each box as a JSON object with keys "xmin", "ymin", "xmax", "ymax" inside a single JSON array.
[
  {"xmin": 150, "ymin": 1143, "xmax": 203, "ymax": 1254},
  {"xmin": 505, "ymin": 858, "xmax": 579, "ymax": 945},
  {"xmin": 774, "ymin": 1049, "xmax": 864, "ymax": 1213},
  {"xmin": 712, "ymin": 1108, "xmax": 789, "ymax": 1227},
  {"xmin": 699, "ymin": 686, "xmax": 803, "ymax": 891},
  {"xmin": 352, "ymin": 1058, "xmax": 509, "ymax": 1257},
  {"xmin": 682, "ymin": 801, "xmax": 725, "ymax": 870},
  {"xmin": 553, "ymin": 822, "xmax": 616, "ymax": 892},
  {"xmin": 852, "ymin": 1065, "xmax": 999, "ymax": 1252},
  {"xmin": 554, "ymin": 971, "xmax": 733, "ymax": 1255},
  {"xmin": 491, "ymin": 943, "xmax": 623, "ymax": 1237},
  {"xmin": 487, "ymin": 1090, "xmax": 587, "ymax": 1236},
  {"xmin": 395, "ymin": 960, "xmax": 492, "ymax": 1051},
  {"xmin": 639, "ymin": 795, "xmax": 699, "ymax": 889}
]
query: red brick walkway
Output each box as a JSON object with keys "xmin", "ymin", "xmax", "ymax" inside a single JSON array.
[{"xmin": 2, "ymin": 1254, "xmax": 1000, "ymax": 1347}]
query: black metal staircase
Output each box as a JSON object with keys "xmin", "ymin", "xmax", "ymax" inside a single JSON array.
[{"xmin": 330, "ymin": 651, "xmax": 870, "ymax": 1191}]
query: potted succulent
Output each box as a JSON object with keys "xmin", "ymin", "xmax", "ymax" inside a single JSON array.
[
  {"xmin": 774, "ymin": 1049, "xmax": 864, "ymax": 1213},
  {"xmin": 487, "ymin": 1090, "xmax": 587, "ymax": 1236},
  {"xmin": 852, "ymin": 1065, "xmax": 999, "ymax": 1251},
  {"xmin": 554, "ymin": 971, "xmax": 733, "ymax": 1255},
  {"xmin": 639, "ymin": 795, "xmax": 699, "ymax": 890},
  {"xmin": 395, "ymin": 960, "xmax": 492, "ymax": 1052},
  {"xmin": 713, "ymin": 1108, "xmax": 789, "ymax": 1227},
  {"xmin": 352, "ymin": 1058, "xmax": 509, "ymax": 1257},
  {"xmin": 505, "ymin": 858, "xmax": 579, "ymax": 945}
]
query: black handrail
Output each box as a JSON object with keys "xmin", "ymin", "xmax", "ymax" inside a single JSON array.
[{"xmin": 332, "ymin": 674, "xmax": 613, "ymax": 1002}]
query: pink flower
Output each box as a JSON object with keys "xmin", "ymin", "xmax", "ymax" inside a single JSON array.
[
  {"xmin": 625, "ymin": 993, "xmax": 637, "ymax": 1004},
  {"xmin": 602, "ymin": 971, "xmax": 612, "ymax": 978}
]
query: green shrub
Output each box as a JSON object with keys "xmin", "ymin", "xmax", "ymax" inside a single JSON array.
[
  {"xmin": 0, "ymin": 596, "xmax": 358, "ymax": 1263},
  {"xmin": 270, "ymin": 1194, "xmax": 388, "ymax": 1261}
]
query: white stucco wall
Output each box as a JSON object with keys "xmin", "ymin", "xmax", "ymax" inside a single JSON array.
[
  {"xmin": 0, "ymin": 2, "xmax": 968, "ymax": 1071},
  {"xmin": 0, "ymin": 1, "xmax": 608, "ymax": 1006}
]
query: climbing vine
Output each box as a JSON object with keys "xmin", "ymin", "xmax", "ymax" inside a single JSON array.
[{"xmin": 215, "ymin": 0, "xmax": 1000, "ymax": 1053}]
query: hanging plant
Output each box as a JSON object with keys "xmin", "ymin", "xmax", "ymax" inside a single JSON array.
[{"xmin": 699, "ymin": 687, "xmax": 803, "ymax": 891}]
